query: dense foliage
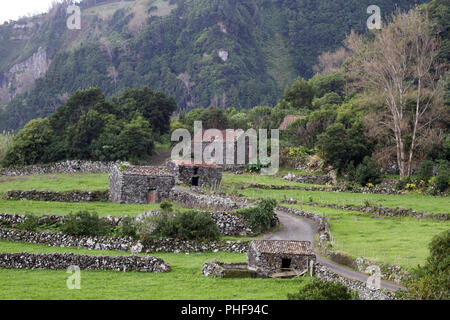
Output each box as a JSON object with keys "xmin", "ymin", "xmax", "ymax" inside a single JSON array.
[
  {"xmin": 237, "ymin": 199, "xmax": 277, "ymax": 233},
  {"xmin": 0, "ymin": 0, "xmax": 426, "ymax": 131},
  {"xmin": 288, "ymin": 277, "xmax": 359, "ymax": 300},
  {"xmin": 61, "ymin": 211, "xmax": 111, "ymax": 237},
  {"xmin": 146, "ymin": 211, "xmax": 220, "ymax": 241},
  {"xmin": 1, "ymin": 86, "xmax": 176, "ymax": 167}
]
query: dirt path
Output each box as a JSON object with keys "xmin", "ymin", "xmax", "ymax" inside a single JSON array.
[{"xmin": 267, "ymin": 210, "xmax": 404, "ymax": 291}]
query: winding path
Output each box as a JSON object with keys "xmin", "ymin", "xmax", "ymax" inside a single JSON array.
[{"xmin": 266, "ymin": 209, "xmax": 404, "ymax": 291}]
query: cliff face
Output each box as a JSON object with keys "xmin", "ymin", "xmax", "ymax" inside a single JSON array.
[{"xmin": 0, "ymin": 47, "xmax": 50, "ymax": 105}]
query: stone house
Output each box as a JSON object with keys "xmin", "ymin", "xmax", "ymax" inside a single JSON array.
[
  {"xmin": 109, "ymin": 165, "xmax": 175, "ymax": 204},
  {"xmin": 167, "ymin": 160, "xmax": 222, "ymax": 188},
  {"xmin": 191, "ymin": 130, "xmax": 256, "ymax": 169},
  {"xmin": 247, "ymin": 240, "xmax": 315, "ymax": 274}
]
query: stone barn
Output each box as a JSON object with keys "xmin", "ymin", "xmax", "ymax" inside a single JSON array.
[
  {"xmin": 167, "ymin": 160, "xmax": 222, "ymax": 188},
  {"xmin": 247, "ymin": 240, "xmax": 315, "ymax": 274},
  {"xmin": 109, "ymin": 165, "xmax": 175, "ymax": 204}
]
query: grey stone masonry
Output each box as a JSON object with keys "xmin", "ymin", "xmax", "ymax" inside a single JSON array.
[
  {"xmin": 167, "ymin": 160, "xmax": 222, "ymax": 188},
  {"xmin": 247, "ymin": 240, "xmax": 316, "ymax": 275},
  {"xmin": 109, "ymin": 165, "xmax": 175, "ymax": 204}
]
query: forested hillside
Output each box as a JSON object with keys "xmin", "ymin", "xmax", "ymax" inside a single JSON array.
[{"xmin": 0, "ymin": 0, "xmax": 427, "ymax": 131}]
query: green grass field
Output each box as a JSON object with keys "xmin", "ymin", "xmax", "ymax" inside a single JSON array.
[
  {"xmin": 239, "ymin": 188, "xmax": 450, "ymax": 214},
  {"xmin": 0, "ymin": 173, "xmax": 109, "ymax": 194},
  {"xmin": 288, "ymin": 204, "xmax": 449, "ymax": 268},
  {"xmin": 0, "ymin": 241, "xmax": 304, "ymax": 300}
]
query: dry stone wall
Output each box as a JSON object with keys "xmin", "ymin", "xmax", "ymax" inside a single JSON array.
[
  {"xmin": 3, "ymin": 190, "xmax": 109, "ymax": 202},
  {"xmin": 0, "ymin": 160, "xmax": 121, "ymax": 176},
  {"xmin": 0, "ymin": 252, "xmax": 170, "ymax": 273},
  {"xmin": 0, "ymin": 228, "xmax": 249, "ymax": 253}
]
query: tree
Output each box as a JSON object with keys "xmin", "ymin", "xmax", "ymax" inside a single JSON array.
[
  {"xmin": 1, "ymin": 119, "xmax": 54, "ymax": 167},
  {"xmin": 346, "ymin": 9, "xmax": 444, "ymax": 178},
  {"xmin": 119, "ymin": 114, "xmax": 154, "ymax": 164},
  {"xmin": 283, "ymin": 77, "xmax": 316, "ymax": 109}
]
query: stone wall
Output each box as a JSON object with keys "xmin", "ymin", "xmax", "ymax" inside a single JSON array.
[
  {"xmin": 283, "ymin": 172, "xmax": 332, "ymax": 185},
  {"xmin": 167, "ymin": 161, "xmax": 223, "ymax": 188},
  {"xmin": 0, "ymin": 252, "xmax": 170, "ymax": 273},
  {"xmin": 0, "ymin": 228, "xmax": 249, "ymax": 253},
  {"xmin": 313, "ymin": 264, "xmax": 396, "ymax": 300},
  {"xmin": 168, "ymin": 187, "xmax": 246, "ymax": 211},
  {"xmin": 3, "ymin": 190, "xmax": 109, "ymax": 202},
  {"xmin": 0, "ymin": 160, "xmax": 120, "ymax": 176}
]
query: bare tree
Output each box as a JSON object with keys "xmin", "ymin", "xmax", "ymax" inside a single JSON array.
[{"xmin": 345, "ymin": 9, "xmax": 444, "ymax": 178}]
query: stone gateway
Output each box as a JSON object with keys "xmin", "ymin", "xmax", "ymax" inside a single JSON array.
[{"xmin": 109, "ymin": 165, "xmax": 175, "ymax": 204}]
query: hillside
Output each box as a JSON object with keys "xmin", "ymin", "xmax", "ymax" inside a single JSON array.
[{"xmin": 0, "ymin": 0, "xmax": 427, "ymax": 131}]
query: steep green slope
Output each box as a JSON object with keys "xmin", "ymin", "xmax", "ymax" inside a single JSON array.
[{"xmin": 0, "ymin": 0, "xmax": 427, "ymax": 131}]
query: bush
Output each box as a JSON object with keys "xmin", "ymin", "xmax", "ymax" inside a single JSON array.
[
  {"xmin": 416, "ymin": 160, "xmax": 435, "ymax": 182},
  {"xmin": 149, "ymin": 211, "xmax": 220, "ymax": 241},
  {"xmin": 17, "ymin": 214, "xmax": 40, "ymax": 232},
  {"xmin": 61, "ymin": 211, "xmax": 111, "ymax": 237},
  {"xmin": 434, "ymin": 161, "xmax": 449, "ymax": 192},
  {"xmin": 355, "ymin": 156, "xmax": 381, "ymax": 186},
  {"xmin": 117, "ymin": 216, "xmax": 138, "ymax": 239},
  {"xmin": 160, "ymin": 201, "xmax": 173, "ymax": 214},
  {"xmin": 288, "ymin": 277, "xmax": 359, "ymax": 300},
  {"xmin": 238, "ymin": 199, "xmax": 277, "ymax": 233}
]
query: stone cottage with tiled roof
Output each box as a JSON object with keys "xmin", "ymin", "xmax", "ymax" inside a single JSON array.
[
  {"xmin": 109, "ymin": 165, "xmax": 175, "ymax": 204},
  {"xmin": 247, "ymin": 240, "xmax": 315, "ymax": 274}
]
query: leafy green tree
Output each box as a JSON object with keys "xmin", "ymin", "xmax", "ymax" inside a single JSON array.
[
  {"xmin": 309, "ymin": 73, "xmax": 346, "ymax": 98},
  {"xmin": 118, "ymin": 114, "xmax": 154, "ymax": 164},
  {"xmin": 1, "ymin": 118, "xmax": 54, "ymax": 167},
  {"xmin": 283, "ymin": 77, "xmax": 316, "ymax": 109},
  {"xmin": 316, "ymin": 122, "xmax": 371, "ymax": 171},
  {"xmin": 355, "ymin": 156, "xmax": 382, "ymax": 186}
]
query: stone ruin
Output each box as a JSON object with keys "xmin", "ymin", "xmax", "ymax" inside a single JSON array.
[
  {"xmin": 203, "ymin": 240, "xmax": 316, "ymax": 278},
  {"xmin": 109, "ymin": 165, "xmax": 175, "ymax": 204},
  {"xmin": 167, "ymin": 160, "xmax": 222, "ymax": 188},
  {"xmin": 247, "ymin": 240, "xmax": 316, "ymax": 276}
]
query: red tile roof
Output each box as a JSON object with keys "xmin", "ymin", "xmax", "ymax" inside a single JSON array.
[
  {"xmin": 192, "ymin": 130, "xmax": 245, "ymax": 142},
  {"xmin": 251, "ymin": 240, "xmax": 314, "ymax": 255}
]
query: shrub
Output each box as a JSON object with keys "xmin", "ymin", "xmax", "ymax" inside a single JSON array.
[
  {"xmin": 17, "ymin": 214, "xmax": 40, "ymax": 232},
  {"xmin": 416, "ymin": 160, "xmax": 435, "ymax": 182},
  {"xmin": 355, "ymin": 156, "xmax": 381, "ymax": 186},
  {"xmin": 150, "ymin": 211, "xmax": 220, "ymax": 241},
  {"xmin": 288, "ymin": 277, "xmax": 359, "ymax": 300},
  {"xmin": 434, "ymin": 161, "xmax": 449, "ymax": 192},
  {"xmin": 160, "ymin": 201, "xmax": 173, "ymax": 214},
  {"xmin": 245, "ymin": 156, "xmax": 271, "ymax": 174},
  {"xmin": 117, "ymin": 216, "xmax": 138, "ymax": 239},
  {"xmin": 238, "ymin": 199, "xmax": 277, "ymax": 233},
  {"xmin": 61, "ymin": 211, "xmax": 111, "ymax": 237}
]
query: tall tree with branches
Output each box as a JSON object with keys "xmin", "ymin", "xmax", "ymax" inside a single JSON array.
[{"xmin": 345, "ymin": 9, "xmax": 445, "ymax": 178}]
